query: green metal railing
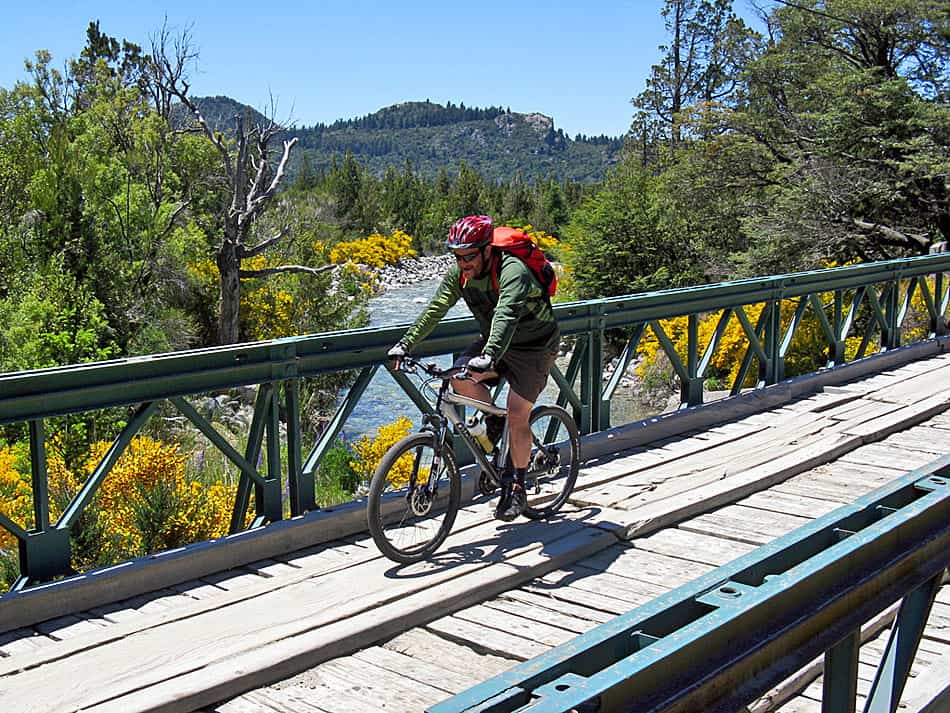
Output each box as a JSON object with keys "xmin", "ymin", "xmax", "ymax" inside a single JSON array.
[
  {"xmin": 430, "ymin": 456, "xmax": 950, "ymax": 713},
  {"xmin": 0, "ymin": 254, "xmax": 948, "ymax": 590}
]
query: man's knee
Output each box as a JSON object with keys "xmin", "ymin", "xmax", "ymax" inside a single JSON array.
[{"xmin": 506, "ymin": 395, "xmax": 533, "ymax": 424}]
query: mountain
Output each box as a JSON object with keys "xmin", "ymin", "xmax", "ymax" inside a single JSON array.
[{"xmin": 193, "ymin": 97, "xmax": 625, "ymax": 183}]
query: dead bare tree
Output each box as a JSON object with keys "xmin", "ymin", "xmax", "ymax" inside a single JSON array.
[{"xmin": 151, "ymin": 27, "xmax": 334, "ymax": 344}]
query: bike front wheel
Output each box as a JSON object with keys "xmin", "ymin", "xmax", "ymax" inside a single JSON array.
[
  {"xmin": 523, "ymin": 405, "xmax": 580, "ymax": 520},
  {"xmin": 367, "ymin": 432, "xmax": 461, "ymax": 564}
]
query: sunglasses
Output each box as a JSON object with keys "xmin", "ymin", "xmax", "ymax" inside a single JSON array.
[{"xmin": 454, "ymin": 251, "xmax": 481, "ymax": 264}]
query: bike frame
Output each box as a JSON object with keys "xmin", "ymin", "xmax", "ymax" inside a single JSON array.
[{"xmin": 425, "ymin": 377, "xmax": 509, "ymax": 483}]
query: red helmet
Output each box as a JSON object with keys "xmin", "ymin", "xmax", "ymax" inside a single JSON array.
[{"xmin": 446, "ymin": 215, "xmax": 493, "ymax": 249}]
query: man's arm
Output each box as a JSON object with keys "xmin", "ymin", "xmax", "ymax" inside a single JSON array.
[{"xmin": 399, "ymin": 266, "xmax": 463, "ymax": 350}]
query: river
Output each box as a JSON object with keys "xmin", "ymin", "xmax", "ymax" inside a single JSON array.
[{"xmin": 339, "ymin": 279, "xmax": 655, "ymax": 441}]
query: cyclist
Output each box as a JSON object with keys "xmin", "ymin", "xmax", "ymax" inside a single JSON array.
[{"xmin": 387, "ymin": 215, "xmax": 560, "ymax": 521}]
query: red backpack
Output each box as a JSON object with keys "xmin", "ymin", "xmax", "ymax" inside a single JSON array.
[{"xmin": 460, "ymin": 227, "xmax": 558, "ymax": 300}]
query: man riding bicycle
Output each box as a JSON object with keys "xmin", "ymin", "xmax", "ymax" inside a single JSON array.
[{"xmin": 387, "ymin": 215, "xmax": 560, "ymax": 521}]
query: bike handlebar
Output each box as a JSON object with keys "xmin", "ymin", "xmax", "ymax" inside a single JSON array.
[{"xmin": 395, "ymin": 356, "xmax": 474, "ymax": 381}]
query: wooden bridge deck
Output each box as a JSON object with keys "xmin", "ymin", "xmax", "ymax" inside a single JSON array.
[{"xmin": 0, "ymin": 353, "xmax": 948, "ymax": 713}]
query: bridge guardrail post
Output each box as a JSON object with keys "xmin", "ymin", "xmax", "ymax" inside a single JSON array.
[
  {"xmin": 935, "ymin": 270, "xmax": 948, "ymax": 337},
  {"xmin": 763, "ymin": 293, "xmax": 783, "ymax": 385},
  {"xmin": 882, "ymin": 279, "xmax": 902, "ymax": 351},
  {"xmin": 682, "ymin": 313, "xmax": 704, "ymax": 406},
  {"xmin": 580, "ymin": 302, "xmax": 606, "ymax": 435},
  {"xmin": 12, "ymin": 418, "xmax": 75, "ymax": 588},
  {"xmin": 285, "ymin": 379, "xmax": 314, "ymax": 515},
  {"xmin": 830, "ymin": 290, "xmax": 847, "ymax": 366}
]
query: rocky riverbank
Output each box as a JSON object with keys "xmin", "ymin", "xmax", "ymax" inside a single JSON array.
[{"xmin": 374, "ymin": 255, "xmax": 455, "ymax": 291}]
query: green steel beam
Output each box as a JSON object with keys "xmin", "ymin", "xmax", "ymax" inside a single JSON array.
[
  {"xmin": 285, "ymin": 379, "xmax": 313, "ymax": 516},
  {"xmin": 2, "ymin": 255, "xmax": 947, "ymax": 426},
  {"xmin": 863, "ymin": 575, "xmax": 942, "ymax": 713},
  {"xmin": 430, "ymin": 456, "xmax": 950, "ymax": 713},
  {"xmin": 59, "ymin": 402, "xmax": 158, "ymax": 530},
  {"xmin": 301, "ymin": 365, "xmax": 378, "ymax": 479},
  {"xmin": 0, "ymin": 511, "xmax": 28, "ymax": 540},
  {"xmin": 230, "ymin": 385, "xmax": 274, "ymax": 532},
  {"xmin": 697, "ymin": 309, "xmax": 733, "ymax": 380},
  {"xmin": 603, "ymin": 323, "xmax": 647, "ymax": 416},
  {"xmin": 823, "ymin": 629, "xmax": 860, "ymax": 713},
  {"xmin": 29, "ymin": 419, "xmax": 49, "ymax": 532}
]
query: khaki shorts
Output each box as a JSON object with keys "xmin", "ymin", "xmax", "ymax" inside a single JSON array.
[{"xmin": 455, "ymin": 341, "xmax": 558, "ymax": 403}]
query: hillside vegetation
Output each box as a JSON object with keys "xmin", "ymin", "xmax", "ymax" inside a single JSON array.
[{"xmin": 194, "ymin": 96, "xmax": 624, "ymax": 182}]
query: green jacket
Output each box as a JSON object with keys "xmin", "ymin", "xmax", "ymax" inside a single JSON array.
[{"xmin": 401, "ymin": 253, "xmax": 559, "ymax": 360}]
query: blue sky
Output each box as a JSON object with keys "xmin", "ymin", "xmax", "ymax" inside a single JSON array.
[{"xmin": 1, "ymin": 1, "xmax": 760, "ymax": 138}]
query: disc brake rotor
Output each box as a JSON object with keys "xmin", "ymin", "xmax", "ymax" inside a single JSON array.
[{"xmin": 409, "ymin": 487, "xmax": 434, "ymax": 516}]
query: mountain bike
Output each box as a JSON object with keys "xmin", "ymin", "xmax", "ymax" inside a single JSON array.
[{"xmin": 367, "ymin": 356, "xmax": 580, "ymax": 564}]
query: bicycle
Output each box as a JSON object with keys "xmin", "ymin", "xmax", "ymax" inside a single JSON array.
[{"xmin": 366, "ymin": 356, "xmax": 581, "ymax": 564}]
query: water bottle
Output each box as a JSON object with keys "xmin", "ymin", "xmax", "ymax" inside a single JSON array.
[{"xmin": 467, "ymin": 417, "xmax": 494, "ymax": 452}]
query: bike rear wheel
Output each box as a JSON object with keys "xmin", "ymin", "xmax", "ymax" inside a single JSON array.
[
  {"xmin": 367, "ymin": 432, "xmax": 461, "ymax": 564},
  {"xmin": 523, "ymin": 405, "xmax": 580, "ymax": 520}
]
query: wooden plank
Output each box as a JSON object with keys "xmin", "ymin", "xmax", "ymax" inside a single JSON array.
[
  {"xmin": 0, "ymin": 496, "xmax": 380, "ymax": 635},
  {"xmin": 33, "ymin": 613, "xmax": 108, "ymax": 640},
  {"xmin": 880, "ymin": 429, "xmax": 950, "ymax": 456},
  {"xmin": 773, "ymin": 697, "xmax": 821, "ymax": 713},
  {"xmin": 0, "ymin": 514, "xmax": 601, "ymax": 673},
  {"xmin": 610, "ymin": 433, "xmax": 864, "ymax": 540},
  {"xmin": 634, "ymin": 527, "xmax": 757, "ymax": 567},
  {"xmin": 0, "ymin": 627, "xmax": 52, "ymax": 656},
  {"xmin": 531, "ymin": 568, "xmax": 666, "ymax": 614},
  {"xmin": 352, "ymin": 645, "xmax": 480, "ymax": 695},
  {"xmin": 495, "ymin": 588, "xmax": 615, "ymax": 626},
  {"xmin": 736, "ymin": 490, "xmax": 839, "ymax": 519},
  {"xmin": 580, "ymin": 546, "xmax": 711, "ymax": 588},
  {"xmin": 216, "ymin": 690, "xmax": 316, "ymax": 713},
  {"xmin": 202, "ymin": 569, "xmax": 268, "ymax": 591},
  {"xmin": 681, "ymin": 505, "xmax": 812, "ymax": 546},
  {"xmin": 865, "ymin": 363, "xmax": 950, "ymax": 405},
  {"xmin": 701, "ymin": 503, "xmax": 812, "ymax": 534},
  {"xmin": 841, "ymin": 392, "xmax": 950, "ymax": 439},
  {"xmin": 578, "ymin": 411, "xmax": 849, "ymax": 512},
  {"xmin": 243, "ymin": 559, "xmax": 301, "ymax": 578},
  {"xmin": 923, "ymin": 601, "xmax": 950, "ymax": 644},
  {"xmin": 897, "ymin": 648, "xmax": 950, "ymax": 713},
  {"xmin": 426, "ymin": 615, "xmax": 551, "ymax": 661},
  {"xmin": 788, "ymin": 466, "xmax": 897, "ymax": 497},
  {"xmin": 838, "ymin": 442, "xmax": 941, "ymax": 471},
  {"xmin": 264, "ymin": 669, "xmax": 407, "ymax": 713},
  {"xmin": 382, "ymin": 628, "xmax": 514, "ymax": 680},
  {"xmin": 168, "ymin": 579, "xmax": 229, "ymax": 601},
  {"xmin": 453, "ymin": 603, "xmax": 578, "ymax": 647},
  {"xmin": 235, "ymin": 688, "xmax": 330, "ymax": 712},
  {"xmin": 771, "ymin": 479, "xmax": 854, "ymax": 504},
  {"xmin": 480, "ymin": 595, "xmax": 603, "ymax": 636},
  {"xmin": 821, "ymin": 398, "xmax": 904, "ymax": 423},
  {"xmin": 0, "ymin": 517, "xmax": 616, "ymax": 713}
]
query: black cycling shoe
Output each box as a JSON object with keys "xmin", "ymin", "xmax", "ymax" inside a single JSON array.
[{"xmin": 494, "ymin": 484, "xmax": 527, "ymax": 522}]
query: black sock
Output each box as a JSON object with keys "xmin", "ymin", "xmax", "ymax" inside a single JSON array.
[{"xmin": 515, "ymin": 467, "xmax": 526, "ymax": 488}]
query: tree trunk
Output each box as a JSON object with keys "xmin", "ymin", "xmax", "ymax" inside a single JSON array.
[{"xmin": 217, "ymin": 241, "xmax": 241, "ymax": 344}]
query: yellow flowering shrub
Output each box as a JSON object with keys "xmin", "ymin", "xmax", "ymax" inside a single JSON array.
[
  {"xmin": 636, "ymin": 277, "xmax": 943, "ymax": 389},
  {"xmin": 329, "ymin": 229, "xmax": 416, "ymax": 267},
  {"xmin": 188, "ymin": 257, "xmax": 303, "ymax": 340},
  {"xmin": 80, "ymin": 437, "xmax": 234, "ymax": 552},
  {"xmin": 0, "ymin": 445, "xmax": 32, "ymax": 548},
  {"xmin": 0, "ymin": 436, "xmax": 236, "ymax": 587},
  {"xmin": 237, "ymin": 255, "xmax": 297, "ymax": 339},
  {"xmin": 350, "ymin": 416, "xmax": 415, "ymax": 487},
  {"xmin": 519, "ymin": 225, "xmax": 561, "ymax": 257}
]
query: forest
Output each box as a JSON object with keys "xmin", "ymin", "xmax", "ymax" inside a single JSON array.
[{"xmin": 0, "ymin": 0, "xmax": 946, "ymax": 585}]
